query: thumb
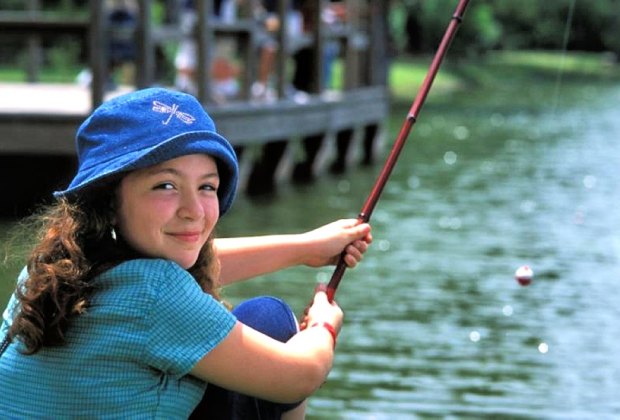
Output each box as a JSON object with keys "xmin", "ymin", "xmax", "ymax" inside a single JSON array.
[
  {"xmin": 314, "ymin": 282, "xmax": 327, "ymax": 294},
  {"xmin": 312, "ymin": 283, "xmax": 329, "ymax": 304}
]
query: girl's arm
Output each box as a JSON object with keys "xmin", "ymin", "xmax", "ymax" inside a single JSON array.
[
  {"xmin": 190, "ymin": 289, "xmax": 342, "ymax": 403},
  {"xmin": 215, "ymin": 219, "xmax": 372, "ymax": 285}
]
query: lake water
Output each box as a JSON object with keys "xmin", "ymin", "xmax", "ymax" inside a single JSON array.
[{"xmin": 1, "ymin": 79, "xmax": 619, "ymax": 419}]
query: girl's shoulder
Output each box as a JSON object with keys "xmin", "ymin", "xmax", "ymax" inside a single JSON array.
[
  {"xmin": 95, "ymin": 258, "xmax": 198, "ymax": 297},
  {"xmin": 104, "ymin": 258, "xmax": 188, "ymax": 280}
]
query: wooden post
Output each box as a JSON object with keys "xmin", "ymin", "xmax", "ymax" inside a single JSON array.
[
  {"xmin": 330, "ymin": 128, "xmax": 355, "ymax": 174},
  {"xmin": 26, "ymin": 0, "xmax": 42, "ymax": 83},
  {"xmin": 275, "ymin": 0, "xmax": 290, "ymax": 98},
  {"xmin": 89, "ymin": 0, "xmax": 106, "ymax": 108},
  {"xmin": 362, "ymin": 0, "xmax": 389, "ymax": 165},
  {"xmin": 343, "ymin": 0, "xmax": 361, "ymax": 90},
  {"xmin": 292, "ymin": 133, "xmax": 324, "ymax": 183},
  {"xmin": 313, "ymin": 0, "xmax": 325, "ymax": 93},
  {"xmin": 136, "ymin": 0, "xmax": 155, "ymax": 88},
  {"xmin": 367, "ymin": 0, "xmax": 389, "ymax": 87},
  {"xmin": 196, "ymin": 0, "xmax": 214, "ymax": 103},
  {"xmin": 247, "ymin": 141, "xmax": 288, "ymax": 196},
  {"xmin": 330, "ymin": 0, "xmax": 367, "ymax": 173},
  {"xmin": 293, "ymin": 1, "xmax": 326, "ymax": 182},
  {"xmin": 239, "ymin": 22, "xmax": 256, "ymax": 100}
]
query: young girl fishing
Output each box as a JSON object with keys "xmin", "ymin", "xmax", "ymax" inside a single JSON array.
[{"xmin": 0, "ymin": 88, "xmax": 372, "ymax": 419}]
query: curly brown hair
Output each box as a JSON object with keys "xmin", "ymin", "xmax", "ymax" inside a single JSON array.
[{"xmin": 8, "ymin": 185, "xmax": 223, "ymax": 355}]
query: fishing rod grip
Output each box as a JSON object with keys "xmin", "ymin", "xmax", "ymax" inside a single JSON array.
[
  {"xmin": 326, "ymin": 213, "xmax": 368, "ymax": 302},
  {"xmin": 326, "ymin": 256, "xmax": 347, "ymax": 302}
]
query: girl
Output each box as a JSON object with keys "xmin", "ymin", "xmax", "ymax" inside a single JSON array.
[{"xmin": 0, "ymin": 88, "xmax": 371, "ymax": 419}]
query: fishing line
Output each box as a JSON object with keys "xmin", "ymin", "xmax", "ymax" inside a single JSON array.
[{"xmin": 550, "ymin": 0, "xmax": 577, "ymax": 115}]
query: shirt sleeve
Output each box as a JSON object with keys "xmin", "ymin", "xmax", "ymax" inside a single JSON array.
[
  {"xmin": 1, "ymin": 267, "xmax": 28, "ymax": 338},
  {"xmin": 0, "ymin": 295, "xmax": 15, "ymax": 338},
  {"xmin": 140, "ymin": 260, "xmax": 237, "ymax": 377}
]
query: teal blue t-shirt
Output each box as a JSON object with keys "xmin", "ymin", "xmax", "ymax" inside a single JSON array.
[{"xmin": 0, "ymin": 259, "xmax": 237, "ymax": 419}]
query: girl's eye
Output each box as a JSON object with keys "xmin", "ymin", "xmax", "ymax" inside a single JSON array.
[
  {"xmin": 201, "ymin": 183, "xmax": 218, "ymax": 192},
  {"xmin": 154, "ymin": 182, "xmax": 175, "ymax": 190}
]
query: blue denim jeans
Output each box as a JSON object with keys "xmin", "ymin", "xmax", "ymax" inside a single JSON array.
[{"xmin": 190, "ymin": 296, "xmax": 302, "ymax": 419}]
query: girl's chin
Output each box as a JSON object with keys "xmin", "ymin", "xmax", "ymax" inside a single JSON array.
[{"xmin": 168, "ymin": 254, "xmax": 200, "ymax": 269}]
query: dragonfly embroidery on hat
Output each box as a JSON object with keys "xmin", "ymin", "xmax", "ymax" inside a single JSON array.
[{"xmin": 152, "ymin": 100, "xmax": 196, "ymax": 125}]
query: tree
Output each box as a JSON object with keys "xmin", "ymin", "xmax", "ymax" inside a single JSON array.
[{"xmin": 392, "ymin": 0, "xmax": 620, "ymax": 58}]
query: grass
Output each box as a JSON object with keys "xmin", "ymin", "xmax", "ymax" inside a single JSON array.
[
  {"xmin": 0, "ymin": 65, "xmax": 83, "ymax": 83},
  {"xmin": 386, "ymin": 50, "xmax": 619, "ymax": 108},
  {"xmin": 487, "ymin": 50, "xmax": 618, "ymax": 75},
  {"xmin": 388, "ymin": 56, "xmax": 463, "ymax": 101}
]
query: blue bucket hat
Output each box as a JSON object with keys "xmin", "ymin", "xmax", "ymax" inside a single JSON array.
[{"xmin": 55, "ymin": 88, "xmax": 238, "ymax": 215}]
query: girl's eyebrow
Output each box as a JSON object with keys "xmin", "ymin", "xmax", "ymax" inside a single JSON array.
[{"xmin": 144, "ymin": 167, "xmax": 219, "ymax": 179}]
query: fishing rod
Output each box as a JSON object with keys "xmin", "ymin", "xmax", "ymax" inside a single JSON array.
[{"xmin": 326, "ymin": 0, "xmax": 471, "ymax": 302}]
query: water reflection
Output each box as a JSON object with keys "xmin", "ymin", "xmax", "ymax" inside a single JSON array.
[{"xmin": 306, "ymin": 83, "xmax": 620, "ymax": 418}]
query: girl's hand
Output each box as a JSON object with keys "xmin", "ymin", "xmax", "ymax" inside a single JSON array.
[
  {"xmin": 300, "ymin": 283, "xmax": 343, "ymax": 333},
  {"xmin": 301, "ymin": 219, "xmax": 372, "ymax": 268}
]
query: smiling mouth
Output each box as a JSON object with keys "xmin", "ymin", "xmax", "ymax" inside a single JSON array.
[{"xmin": 170, "ymin": 232, "xmax": 202, "ymax": 243}]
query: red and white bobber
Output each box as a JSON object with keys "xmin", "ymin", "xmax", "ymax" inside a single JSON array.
[{"xmin": 515, "ymin": 265, "xmax": 533, "ymax": 286}]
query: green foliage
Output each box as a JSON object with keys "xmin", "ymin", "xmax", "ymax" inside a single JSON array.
[
  {"xmin": 471, "ymin": 5, "xmax": 501, "ymax": 49},
  {"xmin": 0, "ymin": 0, "xmax": 87, "ymax": 12},
  {"xmin": 393, "ymin": 0, "xmax": 620, "ymax": 58},
  {"xmin": 46, "ymin": 39, "xmax": 82, "ymax": 79},
  {"xmin": 0, "ymin": 0, "xmax": 26, "ymax": 9}
]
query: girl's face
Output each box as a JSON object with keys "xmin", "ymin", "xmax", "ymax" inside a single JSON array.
[{"xmin": 115, "ymin": 154, "xmax": 220, "ymax": 269}]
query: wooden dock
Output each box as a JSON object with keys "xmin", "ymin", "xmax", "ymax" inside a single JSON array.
[
  {"xmin": 0, "ymin": 82, "xmax": 387, "ymax": 152},
  {"xmin": 0, "ymin": 82, "xmax": 388, "ymax": 216},
  {"xmin": 0, "ymin": 0, "xmax": 390, "ymax": 216}
]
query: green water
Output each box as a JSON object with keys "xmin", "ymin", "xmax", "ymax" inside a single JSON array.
[{"xmin": 2, "ymin": 78, "xmax": 619, "ymax": 418}]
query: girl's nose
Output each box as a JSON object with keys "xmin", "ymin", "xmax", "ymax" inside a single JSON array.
[{"xmin": 177, "ymin": 191, "xmax": 204, "ymax": 220}]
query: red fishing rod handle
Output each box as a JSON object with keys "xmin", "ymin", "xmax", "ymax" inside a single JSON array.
[
  {"xmin": 325, "ymin": 0, "xmax": 471, "ymax": 303},
  {"xmin": 326, "ymin": 213, "xmax": 367, "ymax": 302},
  {"xmin": 326, "ymin": 257, "xmax": 346, "ymax": 302}
]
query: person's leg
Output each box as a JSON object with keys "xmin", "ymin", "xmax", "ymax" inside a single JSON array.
[
  {"xmin": 252, "ymin": 33, "xmax": 278, "ymax": 101},
  {"xmin": 190, "ymin": 296, "xmax": 304, "ymax": 420},
  {"xmin": 258, "ymin": 46, "xmax": 277, "ymax": 87}
]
